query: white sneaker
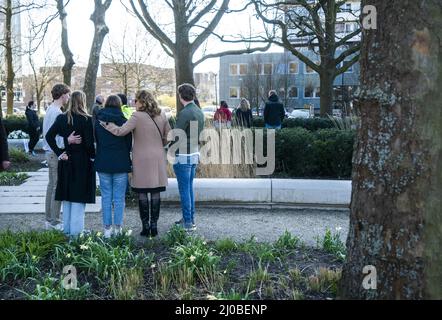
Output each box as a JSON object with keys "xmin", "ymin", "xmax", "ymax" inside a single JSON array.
[
  {"xmin": 54, "ymin": 223, "xmax": 63, "ymax": 231},
  {"xmin": 104, "ymin": 227, "xmax": 112, "ymax": 239},
  {"xmin": 113, "ymin": 226, "xmax": 123, "ymax": 236},
  {"xmin": 45, "ymin": 221, "xmax": 63, "ymax": 231}
]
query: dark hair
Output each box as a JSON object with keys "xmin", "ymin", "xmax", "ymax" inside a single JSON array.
[
  {"xmin": 220, "ymin": 101, "xmax": 229, "ymax": 109},
  {"xmin": 104, "ymin": 95, "xmax": 122, "ymax": 109},
  {"xmin": 194, "ymin": 98, "xmax": 201, "ymax": 108},
  {"xmin": 27, "ymin": 101, "xmax": 34, "ymax": 108},
  {"xmin": 117, "ymin": 93, "xmax": 127, "ymax": 105},
  {"xmin": 51, "ymin": 83, "xmax": 70, "ymax": 100},
  {"xmin": 178, "ymin": 83, "xmax": 196, "ymax": 101}
]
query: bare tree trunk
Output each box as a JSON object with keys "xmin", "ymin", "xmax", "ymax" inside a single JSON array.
[
  {"xmin": 56, "ymin": 0, "xmax": 75, "ymax": 86},
  {"xmin": 5, "ymin": 0, "xmax": 15, "ymax": 115},
  {"xmin": 319, "ymin": 69, "xmax": 334, "ymax": 116},
  {"xmin": 83, "ymin": 0, "xmax": 112, "ymax": 112},
  {"xmin": 340, "ymin": 0, "xmax": 442, "ymax": 299},
  {"xmin": 174, "ymin": 49, "xmax": 195, "ymax": 111}
]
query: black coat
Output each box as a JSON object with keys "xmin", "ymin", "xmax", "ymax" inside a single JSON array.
[
  {"xmin": 235, "ymin": 108, "xmax": 253, "ymax": 128},
  {"xmin": 25, "ymin": 108, "xmax": 40, "ymax": 130},
  {"xmin": 45, "ymin": 113, "xmax": 96, "ymax": 203},
  {"xmin": 94, "ymin": 107, "xmax": 132, "ymax": 173},
  {"xmin": 264, "ymin": 94, "xmax": 285, "ymax": 126},
  {"xmin": 0, "ymin": 117, "xmax": 8, "ymax": 171}
]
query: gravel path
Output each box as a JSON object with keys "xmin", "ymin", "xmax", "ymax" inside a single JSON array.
[{"xmin": 0, "ymin": 206, "xmax": 349, "ymax": 246}]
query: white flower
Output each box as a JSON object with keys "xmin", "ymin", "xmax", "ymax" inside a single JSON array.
[
  {"xmin": 150, "ymin": 264, "xmax": 156, "ymax": 269},
  {"xmin": 206, "ymin": 295, "xmax": 218, "ymax": 300},
  {"xmin": 335, "ymin": 227, "xmax": 343, "ymax": 232},
  {"xmin": 96, "ymin": 232, "xmax": 102, "ymax": 237},
  {"xmin": 189, "ymin": 255, "xmax": 196, "ymax": 262},
  {"xmin": 66, "ymin": 253, "xmax": 71, "ymax": 258},
  {"xmin": 80, "ymin": 244, "xmax": 89, "ymax": 250},
  {"xmin": 202, "ymin": 241, "xmax": 207, "ymax": 245},
  {"xmin": 126, "ymin": 230, "xmax": 133, "ymax": 236},
  {"xmin": 32, "ymin": 255, "xmax": 37, "ymax": 260},
  {"xmin": 223, "ymin": 270, "xmax": 227, "ymax": 274},
  {"xmin": 208, "ymin": 252, "xmax": 213, "ymax": 256}
]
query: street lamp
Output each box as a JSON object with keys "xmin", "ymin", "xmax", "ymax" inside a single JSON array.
[{"xmin": 214, "ymin": 73, "xmax": 218, "ymax": 106}]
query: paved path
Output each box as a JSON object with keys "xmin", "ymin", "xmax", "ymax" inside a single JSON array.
[
  {"xmin": 0, "ymin": 168, "xmax": 350, "ymax": 246},
  {"xmin": 0, "ymin": 168, "xmax": 102, "ymax": 214},
  {"xmin": 0, "ymin": 207, "xmax": 349, "ymax": 246}
]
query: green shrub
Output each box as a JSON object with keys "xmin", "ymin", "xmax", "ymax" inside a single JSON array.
[
  {"xmin": 253, "ymin": 117, "xmax": 335, "ymax": 131},
  {"xmin": 213, "ymin": 238, "xmax": 238, "ymax": 254},
  {"xmin": 9, "ymin": 148, "xmax": 30, "ymax": 163},
  {"xmin": 0, "ymin": 172, "xmax": 29, "ymax": 186},
  {"xmin": 274, "ymin": 231, "xmax": 302, "ymax": 253},
  {"xmin": 163, "ymin": 224, "xmax": 191, "ymax": 247},
  {"xmin": 273, "ymin": 128, "xmax": 355, "ymax": 179},
  {"xmin": 0, "ymin": 230, "xmax": 66, "ymax": 282},
  {"xmin": 3, "ymin": 115, "xmax": 43, "ymax": 136},
  {"xmin": 316, "ymin": 228, "xmax": 346, "ymax": 261},
  {"xmin": 26, "ymin": 275, "xmax": 92, "ymax": 300}
]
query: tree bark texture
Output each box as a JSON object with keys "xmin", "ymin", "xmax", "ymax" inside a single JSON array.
[
  {"xmin": 56, "ymin": 0, "xmax": 75, "ymax": 87},
  {"xmin": 340, "ymin": 0, "xmax": 442, "ymax": 299}
]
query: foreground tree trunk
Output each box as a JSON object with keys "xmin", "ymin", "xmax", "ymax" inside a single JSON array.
[
  {"xmin": 56, "ymin": 0, "xmax": 75, "ymax": 86},
  {"xmin": 5, "ymin": 0, "xmax": 15, "ymax": 115},
  {"xmin": 83, "ymin": 0, "xmax": 112, "ymax": 112},
  {"xmin": 340, "ymin": 0, "xmax": 442, "ymax": 299}
]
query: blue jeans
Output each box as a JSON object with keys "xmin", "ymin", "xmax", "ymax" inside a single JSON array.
[
  {"xmin": 173, "ymin": 155, "xmax": 198, "ymax": 228},
  {"xmin": 265, "ymin": 124, "xmax": 282, "ymax": 129},
  {"xmin": 63, "ymin": 201, "xmax": 86, "ymax": 236},
  {"xmin": 98, "ymin": 172, "xmax": 128, "ymax": 227}
]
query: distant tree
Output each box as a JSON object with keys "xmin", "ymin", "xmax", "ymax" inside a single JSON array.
[
  {"xmin": 83, "ymin": 0, "xmax": 112, "ymax": 112},
  {"xmin": 252, "ymin": 0, "xmax": 361, "ymax": 116},
  {"xmin": 128, "ymin": 0, "xmax": 270, "ymax": 111},
  {"xmin": 340, "ymin": 0, "xmax": 442, "ymax": 299},
  {"xmin": 56, "ymin": 0, "xmax": 75, "ymax": 86}
]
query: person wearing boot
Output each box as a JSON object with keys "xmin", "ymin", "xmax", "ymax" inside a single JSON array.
[{"xmin": 100, "ymin": 90, "xmax": 171, "ymax": 237}]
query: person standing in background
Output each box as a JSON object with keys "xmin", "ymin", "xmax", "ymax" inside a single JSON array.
[
  {"xmin": 264, "ymin": 90, "xmax": 285, "ymax": 129},
  {"xmin": 0, "ymin": 116, "xmax": 10, "ymax": 171},
  {"xmin": 25, "ymin": 101, "xmax": 40, "ymax": 156},
  {"xmin": 118, "ymin": 94, "xmax": 134, "ymax": 120},
  {"xmin": 234, "ymin": 98, "xmax": 253, "ymax": 128}
]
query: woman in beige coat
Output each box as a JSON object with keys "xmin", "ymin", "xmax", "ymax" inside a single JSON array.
[{"xmin": 100, "ymin": 90, "xmax": 171, "ymax": 237}]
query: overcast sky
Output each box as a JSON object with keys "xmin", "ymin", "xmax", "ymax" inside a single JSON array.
[{"xmin": 22, "ymin": 0, "xmax": 280, "ymax": 75}]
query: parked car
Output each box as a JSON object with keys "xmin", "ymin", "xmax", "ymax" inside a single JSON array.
[
  {"xmin": 288, "ymin": 109, "xmax": 311, "ymax": 119},
  {"xmin": 202, "ymin": 105, "xmax": 217, "ymax": 119}
]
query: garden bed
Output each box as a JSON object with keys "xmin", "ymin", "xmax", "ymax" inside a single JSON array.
[{"xmin": 0, "ymin": 228, "xmax": 345, "ymax": 300}]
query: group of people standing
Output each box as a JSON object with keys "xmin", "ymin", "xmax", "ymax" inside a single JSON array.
[
  {"xmin": 41, "ymin": 82, "xmax": 204, "ymax": 238},
  {"xmin": 212, "ymin": 90, "xmax": 286, "ymax": 130}
]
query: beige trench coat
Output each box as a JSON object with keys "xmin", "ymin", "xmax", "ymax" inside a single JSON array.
[{"xmin": 105, "ymin": 111, "xmax": 171, "ymax": 189}]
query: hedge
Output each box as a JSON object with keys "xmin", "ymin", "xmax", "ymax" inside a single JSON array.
[
  {"xmin": 3, "ymin": 115, "xmax": 43, "ymax": 136},
  {"xmin": 252, "ymin": 117, "xmax": 335, "ymax": 131},
  {"xmin": 273, "ymin": 128, "xmax": 355, "ymax": 179}
]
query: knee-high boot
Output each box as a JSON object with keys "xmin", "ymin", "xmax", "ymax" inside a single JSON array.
[
  {"xmin": 150, "ymin": 198, "xmax": 161, "ymax": 237},
  {"xmin": 138, "ymin": 199, "xmax": 150, "ymax": 237}
]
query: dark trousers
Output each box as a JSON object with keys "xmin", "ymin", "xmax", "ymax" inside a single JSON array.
[{"xmin": 28, "ymin": 128, "xmax": 40, "ymax": 152}]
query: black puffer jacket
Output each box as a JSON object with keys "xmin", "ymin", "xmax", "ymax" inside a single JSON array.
[{"xmin": 264, "ymin": 94, "xmax": 285, "ymax": 126}]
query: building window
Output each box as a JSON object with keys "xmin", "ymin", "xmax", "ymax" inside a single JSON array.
[
  {"xmin": 315, "ymin": 87, "xmax": 320, "ymax": 98},
  {"xmin": 289, "ymin": 62, "xmax": 299, "ymax": 74},
  {"xmin": 259, "ymin": 63, "xmax": 273, "ymax": 75},
  {"xmin": 288, "ymin": 87, "xmax": 298, "ymax": 98},
  {"xmin": 304, "ymin": 87, "xmax": 314, "ymax": 98},
  {"xmin": 239, "ymin": 64, "xmax": 248, "ymax": 75},
  {"xmin": 230, "ymin": 63, "xmax": 247, "ymax": 75},
  {"xmin": 342, "ymin": 3, "xmax": 352, "ymax": 12},
  {"xmin": 229, "ymin": 87, "xmax": 240, "ymax": 99},
  {"xmin": 345, "ymin": 22, "xmax": 355, "ymax": 33},
  {"xmin": 335, "ymin": 23, "xmax": 345, "ymax": 33}
]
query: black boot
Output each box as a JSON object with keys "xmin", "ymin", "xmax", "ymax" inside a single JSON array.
[
  {"xmin": 150, "ymin": 198, "xmax": 161, "ymax": 237},
  {"xmin": 138, "ymin": 199, "xmax": 150, "ymax": 237}
]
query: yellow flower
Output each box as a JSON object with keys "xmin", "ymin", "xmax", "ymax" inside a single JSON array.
[
  {"xmin": 206, "ymin": 295, "xmax": 218, "ymax": 300},
  {"xmin": 96, "ymin": 232, "xmax": 102, "ymax": 237},
  {"xmin": 80, "ymin": 244, "xmax": 89, "ymax": 250}
]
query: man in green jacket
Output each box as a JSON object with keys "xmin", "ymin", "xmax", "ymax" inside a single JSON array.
[{"xmin": 171, "ymin": 83, "xmax": 205, "ymax": 231}]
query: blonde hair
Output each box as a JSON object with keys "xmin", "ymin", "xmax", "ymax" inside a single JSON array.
[
  {"xmin": 239, "ymin": 98, "xmax": 250, "ymax": 112},
  {"xmin": 66, "ymin": 91, "xmax": 89, "ymax": 125},
  {"xmin": 136, "ymin": 89, "xmax": 161, "ymax": 117}
]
